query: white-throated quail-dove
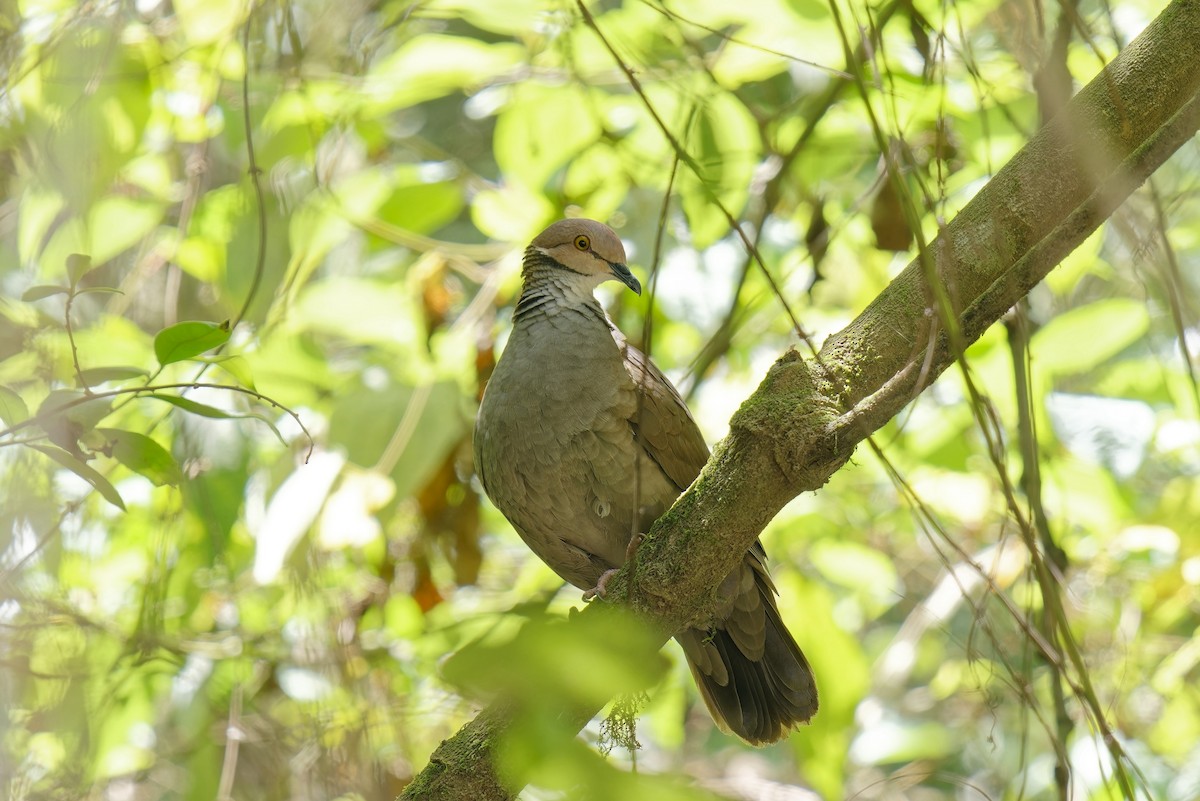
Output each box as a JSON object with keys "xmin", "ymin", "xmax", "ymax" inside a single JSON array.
[{"xmin": 473, "ymin": 218, "xmax": 818, "ymax": 744}]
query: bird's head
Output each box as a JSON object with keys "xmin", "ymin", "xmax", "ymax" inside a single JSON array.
[{"xmin": 526, "ymin": 219, "xmax": 642, "ymax": 295}]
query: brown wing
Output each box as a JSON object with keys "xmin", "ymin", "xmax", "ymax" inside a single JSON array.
[
  {"xmin": 617, "ymin": 333, "xmax": 817, "ymax": 742},
  {"xmin": 617, "ymin": 337, "xmax": 710, "ymax": 492}
]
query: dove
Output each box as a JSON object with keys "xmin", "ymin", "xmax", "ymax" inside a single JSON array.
[{"xmin": 474, "ymin": 218, "xmax": 817, "ymax": 743}]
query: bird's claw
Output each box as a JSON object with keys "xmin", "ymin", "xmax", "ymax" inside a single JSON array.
[
  {"xmin": 582, "ymin": 534, "xmax": 646, "ymax": 601},
  {"xmin": 583, "ymin": 567, "xmax": 620, "ymax": 601}
]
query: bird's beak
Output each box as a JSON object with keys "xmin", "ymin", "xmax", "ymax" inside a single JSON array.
[{"xmin": 608, "ymin": 262, "xmax": 642, "ymax": 295}]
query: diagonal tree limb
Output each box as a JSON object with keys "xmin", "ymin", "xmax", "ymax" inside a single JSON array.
[{"xmin": 400, "ymin": 1, "xmax": 1200, "ymax": 798}]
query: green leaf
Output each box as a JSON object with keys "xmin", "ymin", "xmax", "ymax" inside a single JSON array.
[
  {"xmin": 783, "ymin": 576, "xmax": 869, "ymax": 799},
  {"xmin": 36, "ymin": 390, "xmax": 113, "ymax": 428},
  {"xmin": 95, "ymin": 428, "xmax": 183, "ymax": 486},
  {"xmin": 153, "ymin": 321, "xmax": 231, "ymax": 365},
  {"xmin": 75, "ymin": 286, "xmax": 124, "ymax": 296},
  {"xmin": 677, "ymin": 92, "xmax": 760, "ymax": 248},
  {"xmin": 34, "ymin": 390, "xmax": 115, "ymax": 460},
  {"xmin": 0, "ymin": 386, "xmax": 29, "ymax": 426},
  {"xmin": 377, "ymin": 176, "xmax": 464, "ymax": 236},
  {"xmin": 173, "ymin": 0, "xmax": 243, "ymax": 45},
  {"xmin": 809, "ymin": 539, "xmax": 901, "ymax": 607},
  {"xmin": 292, "ymin": 277, "xmax": 422, "ymax": 346},
  {"xmin": 197, "ymin": 355, "xmax": 255, "ymax": 389},
  {"xmin": 1032, "ymin": 298, "xmax": 1151, "ymax": 375},
  {"xmin": 29, "ymin": 444, "xmax": 126, "ymax": 511},
  {"xmin": 443, "ymin": 608, "xmax": 665, "ymax": 708},
  {"xmin": 66, "ymin": 253, "xmax": 92, "ymax": 286},
  {"xmin": 76, "ymin": 366, "xmax": 149, "ymax": 386},
  {"xmin": 22, "ymin": 285, "xmax": 70, "ymax": 301},
  {"xmin": 495, "ymin": 83, "xmax": 602, "ymax": 189},
  {"xmin": 363, "ymin": 35, "xmax": 524, "ymax": 112},
  {"xmin": 145, "ymin": 393, "xmax": 237, "ymax": 419},
  {"xmin": 329, "ymin": 382, "xmax": 466, "ymax": 498},
  {"xmin": 146, "ymin": 393, "xmax": 286, "ymax": 446},
  {"xmin": 86, "ymin": 197, "xmax": 164, "ymax": 265}
]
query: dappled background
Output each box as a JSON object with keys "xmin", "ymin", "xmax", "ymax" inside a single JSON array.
[{"xmin": 1, "ymin": 0, "xmax": 1198, "ymax": 799}]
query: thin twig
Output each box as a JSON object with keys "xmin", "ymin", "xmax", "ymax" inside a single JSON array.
[
  {"xmin": 1006, "ymin": 308, "xmax": 1072, "ymax": 801},
  {"xmin": 0, "ymin": 499, "xmax": 84, "ymax": 587},
  {"xmin": 0, "ymin": 382, "xmax": 315, "ymax": 461},
  {"xmin": 1147, "ymin": 180, "xmax": 1200, "ymax": 417},
  {"xmin": 232, "ymin": 12, "xmax": 268, "ymax": 331},
  {"xmin": 216, "ymin": 684, "xmax": 243, "ymax": 801},
  {"xmin": 63, "ymin": 289, "xmax": 89, "ymax": 392},
  {"xmin": 643, "ymin": 0, "xmax": 852, "ymax": 78},
  {"xmin": 575, "ymin": 0, "xmax": 816, "ymax": 355},
  {"xmin": 631, "ymin": 151, "xmax": 682, "ymax": 544}
]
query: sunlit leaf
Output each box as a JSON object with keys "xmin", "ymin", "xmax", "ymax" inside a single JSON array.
[
  {"xmin": 329, "ymin": 382, "xmax": 467, "ymax": 498},
  {"xmin": 676, "ymin": 92, "xmax": 760, "ymax": 248},
  {"xmin": 175, "ymin": 236, "xmax": 224, "ymax": 282},
  {"xmin": 384, "ymin": 594, "xmax": 425, "ymax": 640},
  {"xmin": 809, "ymin": 539, "xmax": 901, "ymax": 606},
  {"xmin": 40, "ymin": 197, "xmax": 163, "ymax": 270},
  {"xmin": 36, "ymin": 389, "xmax": 113, "ymax": 429},
  {"xmin": 422, "ymin": 0, "xmax": 553, "ymax": 36},
  {"xmin": 199, "ymin": 354, "xmax": 255, "ymax": 389},
  {"xmin": 146, "ymin": 393, "xmax": 286, "ymax": 445},
  {"xmin": 291, "ymin": 277, "xmax": 422, "ymax": 346},
  {"xmin": 471, "ymin": 183, "xmax": 556, "ymax": 242},
  {"xmin": 153, "ymin": 321, "xmax": 231, "ymax": 365},
  {"xmin": 377, "ymin": 174, "xmax": 464, "ymax": 236},
  {"xmin": 76, "ymin": 366, "xmax": 149, "ymax": 386},
  {"xmin": 363, "ymin": 34, "xmax": 524, "ymax": 112},
  {"xmin": 95, "ymin": 427, "xmax": 183, "ymax": 486},
  {"xmin": 443, "ymin": 607, "xmax": 666, "ymax": 707},
  {"xmin": 495, "ymin": 83, "xmax": 602, "ymax": 189},
  {"xmin": 781, "ymin": 576, "xmax": 869, "ymax": 799},
  {"xmin": 22, "ymin": 285, "xmax": 69, "ymax": 301},
  {"xmin": 29, "ymin": 444, "xmax": 126, "ymax": 510},
  {"xmin": 0, "ymin": 386, "xmax": 29, "ymax": 426},
  {"xmin": 17, "ymin": 185, "xmax": 65, "ymax": 267},
  {"xmin": 66, "ymin": 253, "xmax": 92, "ymax": 286},
  {"xmin": 1032, "ymin": 298, "xmax": 1150, "ymax": 375},
  {"xmin": 173, "ymin": 0, "xmax": 244, "ymax": 45},
  {"xmin": 174, "ymin": 185, "xmax": 247, "ymax": 282},
  {"xmin": 74, "ymin": 286, "xmax": 124, "ymax": 296}
]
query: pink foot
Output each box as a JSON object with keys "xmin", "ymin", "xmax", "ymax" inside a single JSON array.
[
  {"xmin": 583, "ymin": 568, "xmax": 620, "ymax": 601},
  {"xmin": 581, "ymin": 534, "xmax": 647, "ymax": 601}
]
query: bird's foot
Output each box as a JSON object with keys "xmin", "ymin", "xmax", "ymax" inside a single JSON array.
[
  {"xmin": 581, "ymin": 535, "xmax": 647, "ymax": 602},
  {"xmin": 582, "ymin": 568, "xmax": 620, "ymax": 601}
]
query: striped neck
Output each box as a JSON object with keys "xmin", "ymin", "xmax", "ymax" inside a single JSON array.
[{"xmin": 514, "ymin": 248, "xmax": 607, "ymax": 324}]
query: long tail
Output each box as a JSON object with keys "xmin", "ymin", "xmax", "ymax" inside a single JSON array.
[{"xmin": 675, "ymin": 554, "xmax": 817, "ymax": 744}]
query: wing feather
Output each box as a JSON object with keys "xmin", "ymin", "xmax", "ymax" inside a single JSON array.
[{"xmin": 616, "ymin": 336, "xmax": 710, "ymax": 491}]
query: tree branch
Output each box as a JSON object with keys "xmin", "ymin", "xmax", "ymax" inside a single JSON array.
[{"xmin": 400, "ymin": 1, "xmax": 1200, "ymax": 797}]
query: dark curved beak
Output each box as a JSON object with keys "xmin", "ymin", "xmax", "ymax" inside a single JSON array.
[{"xmin": 608, "ymin": 262, "xmax": 642, "ymax": 295}]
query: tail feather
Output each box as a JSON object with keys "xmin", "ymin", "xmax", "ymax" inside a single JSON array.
[{"xmin": 676, "ymin": 567, "xmax": 817, "ymax": 744}]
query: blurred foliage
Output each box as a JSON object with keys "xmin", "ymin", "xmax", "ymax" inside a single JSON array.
[{"xmin": 1, "ymin": 1, "xmax": 1198, "ymax": 800}]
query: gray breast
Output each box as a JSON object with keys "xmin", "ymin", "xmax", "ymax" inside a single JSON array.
[{"xmin": 475, "ymin": 306, "xmax": 663, "ymax": 589}]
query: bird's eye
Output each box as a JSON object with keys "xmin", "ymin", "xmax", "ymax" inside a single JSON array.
[{"xmin": 574, "ymin": 235, "xmax": 590, "ymax": 251}]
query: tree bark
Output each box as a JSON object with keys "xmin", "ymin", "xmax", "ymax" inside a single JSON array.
[{"xmin": 400, "ymin": 1, "xmax": 1200, "ymax": 797}]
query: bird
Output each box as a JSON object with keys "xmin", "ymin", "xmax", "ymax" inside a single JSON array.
[{"xmin": 473, "ymin": 218, "xmax": 818, "ymax": 744}]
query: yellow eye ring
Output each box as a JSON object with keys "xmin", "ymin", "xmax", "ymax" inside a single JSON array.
[{"xmin": 573, "ymin": 235, "xmax": 590, "ymax": 251}]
